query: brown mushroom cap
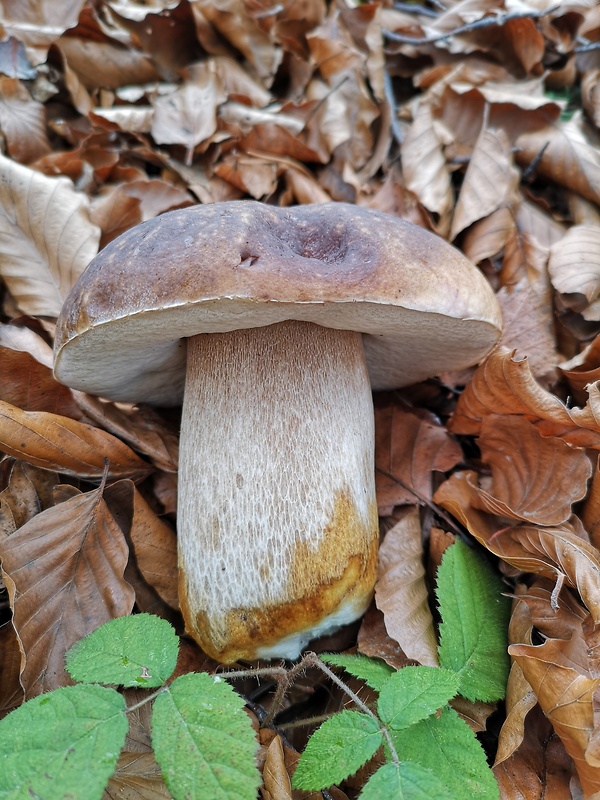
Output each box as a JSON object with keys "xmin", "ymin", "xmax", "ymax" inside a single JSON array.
[{"xmin": 54, "ymin": 201, "xmax": 502, "ymax": 404}]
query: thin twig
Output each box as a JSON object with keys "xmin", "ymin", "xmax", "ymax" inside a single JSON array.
[
  {"xmin": 375, "ymin": 465, "xmax": 465, "ymax": 537},
  {"xmin": 383, "ymin": 6, "xmax": 559, "ymax": 46}
]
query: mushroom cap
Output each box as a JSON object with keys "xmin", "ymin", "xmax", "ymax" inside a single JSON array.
[{"xmin": 54, "ymin": 201, "xmax": 502, "ymax": 404}]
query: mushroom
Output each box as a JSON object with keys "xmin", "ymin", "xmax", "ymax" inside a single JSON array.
[{"xmin": 53, "ymin": 201, "xmax": 502, "ymax": 663}]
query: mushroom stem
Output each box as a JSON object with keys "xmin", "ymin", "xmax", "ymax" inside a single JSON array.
[{"xmin": 178, "ymin": 319, "xmax": 379, "ymax": 663}]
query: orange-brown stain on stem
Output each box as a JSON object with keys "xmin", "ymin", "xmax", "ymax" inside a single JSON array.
[{"xmin": 180, "ymin": 490, "xmax": 379, "ymax": 663}]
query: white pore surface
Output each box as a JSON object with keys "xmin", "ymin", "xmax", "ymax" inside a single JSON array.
[{"xmin": 178, "ymin": 321, "xmax": 375, "ymax": 639}]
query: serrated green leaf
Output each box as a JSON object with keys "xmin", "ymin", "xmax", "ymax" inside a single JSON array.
[
  {"xmin": 321, "ymin": 653, "xmax": 395, "ymax": 691},
  {"xmin": 151, "ymin": 672, "xmax": 260, "ymax": 800},
  {"xmin": 0, "ymin": 684, "xmax": 127, "ymax": 800},
  {"xmin": 436, "ymin": 540, "xmax": 510, "ymax": 702},
  {"xmin": 377, "ymin": 666, "xmax": 459, "ymax": 731},
  {"xmin": 359, "ymin": 761, "xmax": 455, "ymax": 800},
  {"xmin": 292, "ymin": 710, "xmax": 383, "ymax": 791},
  {"xmin": 66, "ymin": 613, "xmax": 179, "ymax": 688},
  {"xmin": 391, "ymin": 706, "xmax": 499, "ymax": 800}
]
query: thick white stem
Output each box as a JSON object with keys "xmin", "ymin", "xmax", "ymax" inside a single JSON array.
[{"xmin": 178, "ymin": 320, "xmax": 378, "ymax": 662}]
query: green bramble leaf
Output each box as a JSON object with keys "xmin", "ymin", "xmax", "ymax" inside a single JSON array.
[
  {"xmin": 321, "ymin": 652, "xmax": 395, "ymax": 691},
  {"xmin": 359, "ymin": 761, "xmax": 454, "ymax": 800},
  {"xmin": 437, "ymin": 539, "xmax": 510, "ymax": 702},
  {"xmin": 391, "ymin": 706, "xmax": 499, "ymax": 800},
  {"xmin": 377, "ymin": 666, "xmax": 459, "ymax": 731},
  {"xmin": 151, "ymin": 672, "xmax": 261, "ymax": 800},
  {"xmin": 0, "ymin": 684, "xmax": 127, "ymax": 800},
  {"xmin": 292, "ymin": 710, "xmax": 383, "ymax": 791},
  {"xmin": 66, "ymin": 613, "xmax": 179, "ymax": 688}
]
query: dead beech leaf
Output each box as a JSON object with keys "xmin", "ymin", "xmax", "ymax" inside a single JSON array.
[
  {"xmin": 104, "ymin": 752, "xmax": 171, "ymax": 800},
  {"xmin": 450, "ymin": 346, "xmax": 600, "ymax": 450},
  {"xmin": 0, "ymin": 460, "xmax": 59, "ymax": 534},
  {"xmin": 560, "ymin": 336, "xmax": 600, "ymax": 406},
  {"xmin": 262, "ymin": 736, "xmax": 292, "ymax": 800},
  {"xmin": 374, "ymin": 400, "xmax": 462, "ymax": 513},
  {"xmin": 0, "ymin": 484, "xmax": 135, "ymax": 697},
  {"xmin": 434, "ymin": 473, "xmax": 600, "ymax": 623},
  {"xmin": 0, "ymin": 345, "xmax": 82, "ymax": 416},
  {"xmin": 129, "ymin": 487, "xmax": 178, "ymax": 610},
  {"xmin": 548, "ymin": 224, "xmax": 600, "ymax": 321},
  {"xmin": 516, "ymin": 113, "xmax": 600, "ymax": 206},
  {"xmin": 475, "ymin": 415, "xmax": 592, "ymax": 526},
  {"xmin": 450, "ymin": 126, "xmax": 520, "ymax": 240},
  {"xmin": 375, "ymin": 507, "xmax": 438, "ymax": 667},
  {"xmin": 401, "ymin": 99, "xmax": 453, "ymax": 219},
  {"xmin": 494, "ymin": 705, "xmax": 576, "ymax": 800},
  {"xmin": 0, "ymin": 400, "xmax": 152, "ymax": 480},
  {"xmin": 0, "ymin": 152, "xmax": 100, "ymax": 317},
  {"xmin": 151, "ymin": 64, "xmax": 227, "ymax": 157},
  {"xmin": 583, "ymin": 458, "xmax": 600, "ymax": 550},
  {"xmin": 509, "ymin": 641, "xmax": 600, "ymax": 796},
  {"xmin": 0, "ymin": 622, "xmax": 23, "ymax": 716},
  {"xmin": 497, "ymin": 280, "xmax": 561, "ymax": 385},
  {"xmin": 0, "ymin": 76, "xmax": 51, "ymax": 163},
  {"xmin": 73, "ymin": 393, "xmax": 178, "ymax": 474},
  {"xmin": 462, "ymin": 207, "xmax": 515, "ymax": 265}
]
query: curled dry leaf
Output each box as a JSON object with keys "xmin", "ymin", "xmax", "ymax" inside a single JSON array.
[
  {"xmin": 375, "ymin": 507, "xmax": 438, "ymax": 667},
  {"xmin": 450, "ymin": 346, "xmax": 600, "ymax": 450},
  {"xmin": 0, "ymin": 460, "xmax": 60, "ymax": 534},
  {"xmin": 0, "ymin": 323, "xmax": 82, "ymax": 418},
  {"xmin": 497, "ymin": 279, "xmax": 561, "ymax": 385},
  {"xmin": 450, "ymin": 126, "xmax": 520, "ymax": 240},
  {"xmin": 475, "ymin": 415, "xmax": 592, "ymax": 526},
  {"xmin": 516, "ymin": 113, "xmax": 600, "ymax": 207},
  {"xmin": 0, "ymin": 484, "xmax": 135, "ymax": 697},
  {"xmin": 262, "ymin": 735, "xmax": 293, "ymax": 800},
  {"xmin": 74, "ymin": 393, "xmax": 178, "ymax": 474},
  {"xmin": 434, "ymin": 472, "xmax": 600, "ymax": 624},
  {"xmin": 401, "ymin": 98, "xmax": 453, "ymax": 220},
  {"xmin": 0, "ymin": 152, "xmax": 100, "ymax": 317},
  {"xmin": 509, "ymin": 640, "xmax": 600, "ymax": 796},
  {"xmin": 548, "ymin": 224, "xmax": 600, "ymax": 321},
  {"xmin": 374, "ymin": 399, "xmax": 462, "ymax": 513},
  {"xmin": 0, "ymin": 76, "xmax": 51, "ymax": 164},
  {"xmin": 0, "ymin": 399, "xmax": 152, "ymax": 480},
  {"xmin": 99, "ymin": 479, "xmax": 178, "ymax": 613}
]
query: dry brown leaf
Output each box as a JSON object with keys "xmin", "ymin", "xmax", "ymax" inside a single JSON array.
[
  {"xmin": 516, "ymin": 113, "xmax": 600, "ymax": 206},
  {"xmin": 0, "ymin": 619, "xmax": 24, "ymax": 717},
  {"xmin": 2, "ymin": 0, "xmax": 88, "ymax": 55},
  {"xmin": 357, "ymin": 604, "xmax": 414, "ymax": 670},
  {"xmin": 548, "ymin": 224, "xmax": 600, "ymax": 321},
  {"xmin": 214, "ymin": 153, "xmax": 279, "ymax": 199},
  {"xmin": 0, "ymin": 483, "xmax": 135, "ymax": 697},
  {"xmin": 462, "ymin": 207, "xmax": 515, "ymax": 264},
  {"xmin": 560, "ymin": 336, "xmax": 600, "ymax": 406},
  {"xmin": 401, "ymin": 98, "xmax": 453, "ymax": 220},
  {"xmin": 374, "ymin": 399, "xmax": 462, "ymax": 513},
  {"xmin": 475, "ymin": 415, "xmax": 592, "ymax": 526},
  {"xmin": 497, "ymin": 279, "xmax": 560, "ymax": 384},
  {"xmin": 375, "ymin": 507, "xmax": 438, "ymax": 667},
  {"xmin": 104, "ymin": 752, "xmax": 171, "ymax": 800},
  {"xmin": 494, "ymin": 705, "xmax": 576, "ymax": 800},
  {"xmin": 450, "ymin": 346, "xmax": 600, "ymax": 449},
  {"xmin": 73, "ymin": 393, "xmax": 178, "ymax": 474},
  {"xmin": 0, "ymin": 399, "xmax": 152, "ymax": 480},
  {"xmin": 450, "ymin": 126, "xmax": 520, "ymax": 240},
  {"xmin": 129, "ymin": 487, "xmax": 178, "ymax": 610},
  {"xmin": 509, "ymin": 641, "xmax": 600, "ymax": 796},
  {"xmin": 57, "ymin": 35, "xmax": 161, "ymax": 91},
  {"xmin": 0, "ymin": 152, "xmax": 100, "ymax": 317},
  {"xmin": 262, "ymin": 736, "xmax": 293, "ymax": 800},
  {"xmin": 0, "ymin": 76, "xmax": 51, "ymax": 163},
  {"xmin": 151, "ymin": 63, "xmax": 227, "ymax": 159},
  {"xmin": 0, "ymin": 460, "xmax": 60, "ymax": 535},
  {"xmin": 0, "ymin": 324, "xmax": 82, "ymax": 417},
  {"xmin": 435, "ymin": 471, "xmax": 600, "ymax": 623}
]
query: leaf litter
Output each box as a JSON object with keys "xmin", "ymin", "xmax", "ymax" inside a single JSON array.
[{"xmin": 1, "ymin": 0, "xmax": 600, "ymax": 796}]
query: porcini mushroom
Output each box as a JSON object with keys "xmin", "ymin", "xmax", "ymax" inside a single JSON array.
[{"xmin": 53, "ymin": 201, "xmax": 502, "ymax": 663}]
